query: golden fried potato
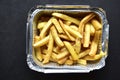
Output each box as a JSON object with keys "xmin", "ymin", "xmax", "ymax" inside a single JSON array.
[
  {"xmin": 64, "ymin": 24, "xmax": 82, "ymax": 38},
  {"xmin": 40, "ymin": 18, "xmax": 52, "ymax": 39},
  {"xmin": 78, "ymin": 13, "xmax": 95, "ymax": 35},
  {"xmin": 33, "ymin": 12, "xmax": 103, "ymax": 65},
  {"xmin": 42, "ymin": 32, "xmax": 54, "ymax": 64},
  {"xmin": 91, "ymin": 19, "xmax": 102, "ymax": 30},
  {"xmin": 73, "ymin": 38, "xmax": 81, "ymax": 54},
  {"xmin": 65, "ymin": 59, "xmax": 73, "ymax": 65},
  {"xmin": 64, "ymin": 41, "xmax": 79, "ymax": 60},
  {"xmin": 51, "ymin": 26, "xmax": 64, "ymax": 47},
  {"xmin": 51, "ymin": 17, "xmax": 64, "ymax": 33},
  {"xmin": 83, "ymin": 23, "xmax": 91, "ymax": 47},
  {"xmin": 52, "ymin": 12, "xmax": 80, "ymax": 25},
  {"xmin": 89, "ymin": 30, "xmax": 101, "ymax": 56},
  {"xmin": 33, "ymin": 36, "xmax": 49, "ymax": 48},
  {"xmin": 37, "ymin": 21, "xmax": 47, "ymax": 29},
  {"xmin": 77, "ymin": 59, "xmax": 87, "ymax": 65},
  {"xmin": 59, "ymin": 19, "xmax": 75, "ymax": 41}
]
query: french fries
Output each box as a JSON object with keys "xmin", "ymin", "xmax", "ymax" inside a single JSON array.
[
  {"xmin": 77, "ymin": 59, "xmax": 87, "ymax": 65},
  {"xmin": 79, "ymin": 49, "xmax": 90, "ymax": 58},
  {"xmin": 64, "ymin": 24, "xmax": 82, "ymax": 38},
  {"xmin": 33, "ymin": 36, "xmax": 49, "ymax": 48},
  {"xmin": 59, "ymin": 19, "xmax": 75, "ymax": 41},
  {"xmin": 56, "ymin": 50, "xmax": 69, "ymax": 60},
  {"xmin": 52, "ymin": 12, "xmax": 80, "ymax": 25},
  {"xmin": 73, "ymin": 38, "xmax": 81, "ymax": 54},
  {"xmin": 34, "ymin": 36, "xmax": 42, "ymax": 61},
  {"xmin": 90, "ymin": 24, "xmax": 95, "ymax": 36},
  {"xmin": 78, "ymin": 13, "xmax": 95, "ymax": 35},
  {"xmin": 65, "ymin": 59, "xmax": 73, "ymax": 65},
  {"xmin": 37, "ymin": 21, "xmax": 47, "ymax": 29},
  {"xmin": 57, "ymin": 56, "xmax": 68, "ymax": 64},
  {"xmin": 42, "ymin": 32, "xmax": 54, "ymax": 64},
  {"xmin": 89, "ymin": 31, "xmax": 101, "ymax": 56},
  {"xmin": 51, "ymin": 26, "xmax": 64, "ymax": 47},
  {"xmin": 64, "ymin": 21, "xmax": 72, "ymax": 25},
  {"xmin": 64, "ymin": 41, "xmax": 79, "ymax": 60},
  {"xmin": 33, "ymin": 12, "xmax": 104, "ymax": 65},
  {"xmin": 69, "ymin": 25, "xmax": 78, "ymax": 31},
  {"xmin": 59, "ymin": 34, "xmax": 73, "ymax": 41},
  {"xmin": 83, "ymin": 23, "xmax": 91, "ymax": 47},
  {"xmin": 91, "ymin": 19, "xmax": 102, "ymax": 30},
  {"xmin": 51, "ymin": 18, "xmax": 64, "ymax": 33},
  {"xmin": 84, "ymin": 51, "xmax": 105, "ymax": 61},
  {"xmin": 40, "ymin": 18, "xmax": 52, "ymax": 39}
]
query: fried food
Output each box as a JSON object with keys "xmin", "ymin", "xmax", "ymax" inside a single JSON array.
[
  {"xmin": 33, "ymin": 12, "xmax": 103, "ymax": 65},
  {"xmin": 83, "ymin": 23, "xmax": 91, "ymax": 47},
  {"xmin": 42, "ymin": 32, "xmax": 54, "ymax": 64},
  {"xmin": 51, "ymin": 26, "xmax": 64, "ymax": 47},
  {"xmin": 51, "ymin": 18, "xmax": 64, "ymax": 33},
  {"xmin": 33, "ymin": 36, "xmax": 49, "ymax": 48},
  {"xmin": 59, "ymin": 19, "xmax": 75, "ymax": 41},
  {"xmin": 89, "ymin": 31, "xmax": 101, "ymax": 56},
  {"xmin": 91, "ymin": 19, "xmax": 102, "ymax": 30},
  {"xmin": 78, "ymin": 13, "xmax": 95, "ymax": 35},
  {"xmin": 64, "ymin": 41, "xmax": 79, "ymax": 60},
  {"xmin": 52, "ymin": 12, "xmax": 80, "ymax": 25}
]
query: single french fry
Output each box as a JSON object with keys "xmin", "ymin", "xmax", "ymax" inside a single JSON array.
[
  {"xmin": 79, "ymin": 49, "xmax": 90, "ymax": 58},
  {"xmin": 51, "ymin": 26, "xmax": 64, "ymax": 47},
  {"xmin": 83, "ymin": 23, "xmax": 91, "ymax": 47},
  {"xmin": 59, "ymin": 19, "xmax": 75, "ymax": 41},
  {"xmin": 84, "ymin": 51, "xmax": 104, "ymax": 61},
  {"xmin": 69, "ymin": 25, "xmax": 78, "ymax": 31},
  {"xmin": 52, "ymin": 12, "xmax": 80, "ymax": 25},
  {"xmin": 56, "ymin": 50, "xmax": 69, "ymax": 60},
  {"xmin": 65, "ymin": 59, "xmax": 73, "ymax": 65},
  {"xmin": 73, "ymin": 38, "xmax": 81, "ymax": 54},
  {"xmin": 40, "ymin": 18, "xmax": 52, "ymax": 39},
  {"xmin": 35, "ymin": 48, "xmax": 43, "ymax": 61},
  {"xmin": 42, "ymin": 32, "xmax": 54, "ymax": 64},
  {"xmin": 90, "ymin": 24, "xmax": 95, "ymax": 36},
  {"xmin": 64, "ymin": 41, "xmax": 79, "ymax": 60},
  {"xmin": 37, "ymin": 21, "xmax": 47, "ymax": 29},
  {"xmin": 51, "ymin": 17, "xmax": 64, "ymax": 33},
  {"xmin": 89, "ymin": 31, "xmax": 101, "ymax": 56},
  {"xmin": 78, "ymin": 13, "xmax": 95, "ymax": 35},
  {"xmin": 34, "ymin": 36, "xmax": 43, "ymax": 61},
  {"xmin": 64, "ymin": 24, "xmax": 82, "ymax": 38},
  {"xmin": 33, "ymin": 36, "xmax": 49, "ymax": 48},
  {"xmin": 57, "ymin": 56, "xmax": 68, "ymax": 64},
  {"xmin": 77, "ymin": 59, "xmax": 87, "ymax": 65},
  {"xmin": 91, "ymin": 19, "xmax": 102, "ymax": 30}
]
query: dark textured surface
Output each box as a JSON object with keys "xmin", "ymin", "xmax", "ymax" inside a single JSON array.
[{"xmin": 0, "ymin": 0, "xmax": 120, "ymax": 80}]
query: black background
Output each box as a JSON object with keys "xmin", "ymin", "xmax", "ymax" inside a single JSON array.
[{"xmin": 0, "ymin": 0, "xmax": 120, "ymax": 80}]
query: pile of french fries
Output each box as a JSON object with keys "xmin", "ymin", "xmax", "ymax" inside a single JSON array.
[{"xmin": 33, "ymin": 12, "xmax": 105, "ymax": 65}]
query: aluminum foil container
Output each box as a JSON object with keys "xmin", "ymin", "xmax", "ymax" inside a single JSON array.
[{"xmin": 26, "ymin": 5, "xmax": 109, "ymax": 73}]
